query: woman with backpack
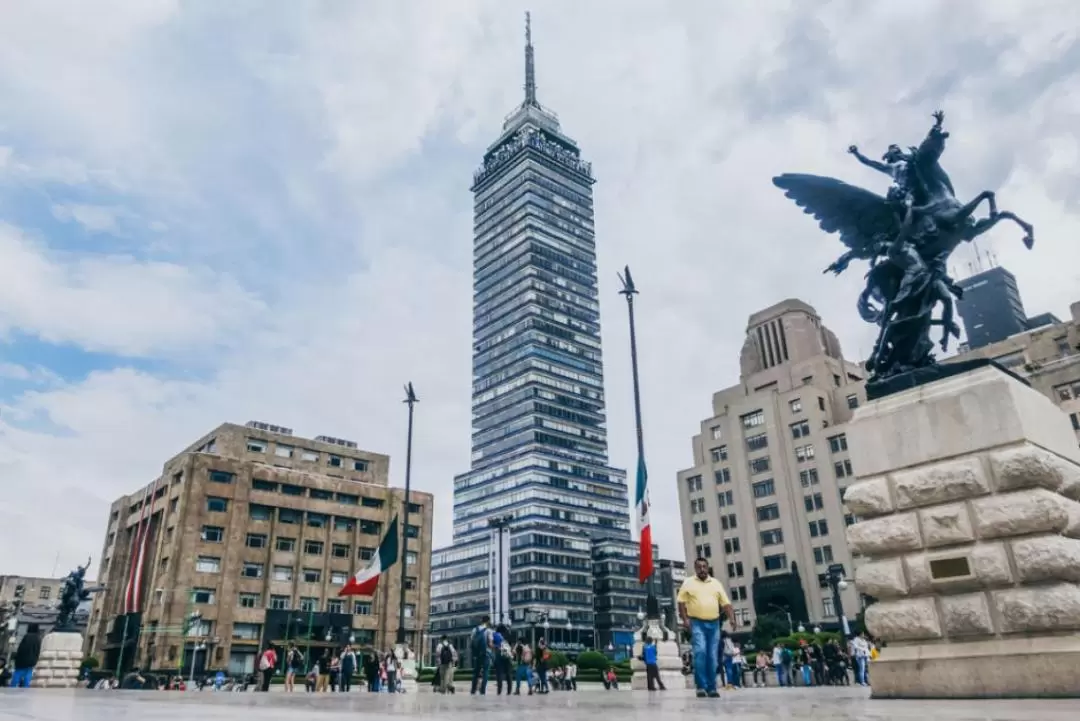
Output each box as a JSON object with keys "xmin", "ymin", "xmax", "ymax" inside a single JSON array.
[{"xmin": 437, "ymin": 636, "xmax": 457, "ymax": 693}]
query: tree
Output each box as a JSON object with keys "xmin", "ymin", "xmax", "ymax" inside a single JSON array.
[{"xmin": 750, "ymin": 612, "xmax": 790, "ymax": 651}]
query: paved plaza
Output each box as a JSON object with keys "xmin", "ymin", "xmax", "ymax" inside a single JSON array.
[{"xmin": 2, "ymin": 687, "xmax": 1078, "ymax": 721}]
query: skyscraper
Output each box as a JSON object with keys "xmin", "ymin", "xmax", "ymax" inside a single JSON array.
[
  {"xmin": 429, "ymin": 14, "xmax": 641, "ymax": 656},
  {"xmin": 956, "ymin": 266, "xmax": 1028, "ymax": 350}
]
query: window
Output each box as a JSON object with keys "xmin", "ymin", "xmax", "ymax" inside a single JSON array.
[
  {"xmin": 354, "ymin": 601, "xmax": 372, "ymax": 615},
  {"xmin": 834, "ymin": 459, "xmax": 854, "ymax": 479},
  {"xmin": 823, "ymin": 597, "xmax": 836, "ymax": 617},
  {"xmin": 233, "ymin": 623, "xmax": 261, "ymax": 641},
  {"xmin": 302, "ymin": 568, "xmax": 322, "ymax": 583},
  {"xmin": 686, "ymin": 475, "xmax": 703, "ymax": 492},
  {"xmin": 693, "ymin": 520, "xmax": 709, "ymax": 536},
  {"xmin": 332, "ymin": 544, "xmax": 350, "ymax": 559},
  {"xmin": 196, "ymin": 556, "xmax": 221, "ymax": 574},
  {"xmin": 201, "ymin": 525, "xmax": 224, "ymax": 543},
  {"xmin": 795, "ymin": 444, "xmax": 815, "ymax": 462},
  {"xmin": 1071, "ymin": 412, "xmax": 1079, "ymax": 432},
  {"xmin": 741, "ymin": 410, "xmax": 765, "ymax": 429},
  {"xmin": 276, "ymin": 537, "xmax": 296, "ymax": 552},
  {"xmin": 406, "ymin": 551, "xmax": 418, "ymax": 565},
  {"xmin": 760, "ymin": 529, "xmax": 784, "ymax": 546},
  {"xmin": 361, "ymin": 497, "xmax": 385, "ymax": 509},
  {"xmin": 330, "ymin": 571, "xmax": 349, "ymax": 585},
  {"xmin": 326, "ymin": 599, "xmax": 344, "ymax": 614},
  {"xmin": 717, "ymin": 490, "xmax": 734, "ymax": 507},
  {"xmin": 757, "ymin": 504, "xmax": 780, "ymax": 522},
  {"xmin": 724, "ymin": 537, "xmax": 741, "ymax": 554},
  {"xmin": 763, "ymin": 554, "xmax": 788, "ymax": 571},
  {"xmin": 249, "ymin": 504, "xmax": 272, "ymax": 522},
  {"xmin": 358, "ymin": 546, "xmax": 375, "ymax": 561},
  {"xmin": 337, "ymin": 493, "xmax": 360, "ymax": 506},
  {"xmin": 238, "ymin": 592, "xmax": 261, "ymax": 608},
  {"xmin": 310, "ymin": 489, "xmax": 333, "ymax": 501},
  {"xmin": 186, "ymin": 619, "xmax": 212, "ymax": 637},
  {"xmin": 710, "ymin": 425, "xmax": 723, "ymax": 440},
  {"xmin": 252, "ymin": 479, "xmax": 278, "ymax": 492},
  {"xmin": 804, "ymin": 493, "xmax": 824, "ymax": 512},
  {"xmin": 208, "ymin": 470, "xmax": 234, "ymax": 484},
  {"xmin": 720, "ymin": 513, "xmax": 737, "ymax": 530},
  {"xmin": 714, "ymin": 468, "xmax": 731, "ymax": 484},
  {"xmin": 845, "ymin": 513, "xmax": 858, "ymax": 526},
  {"xmin": 749, "ymin": 456, "xmax": 771, "ymax": 474},
  {"xmin": 690, "ymin": 498, "xmax": 706, "ymax": 514},
  {"xmin": 304, "ymin": 540, "xmax": 324, "ymax": 556},
  {"xmin": 790, "ymin": 420, "xmax": 811, "ymax": 439},
  {"xmin": 281, "ymin": 484, "xmax": 304, "ymax": 497},
  {"xmin": 334, "ymin": 518, "xmax": 355, "ymax": 532},
  {"xmin": 246, "ymin": 533, "xmax": 267, "ymax": 549},
  {"xmin": 191, "ymin": 587, "xmax": 216, "ymax": 604},
  {"xmin": 279, "ymin": 509, "xmax": 301, "ymax": 524},
  {"xmin": 752, "ymin": 479, "xmax": 775, "ymax": 498},
  {"xmin": 169, "ymin": 497, "xmax": 179, "ymax": 514},
  {"xmin": 39, "ymin": 587, "xmax": 51, "ymax": 600},
  {"xmin": 301, "ymin": 450, "xmax": 319, "ymax": 462},
  {"xmin": 360, "ymin": 520, "xmax": 383, "ymax": 536},
  {"xmin": 404, "ymin": 577, "xmax": 417, "ymax": 590},
  {"xmin": 206, "ymin": 497, "xmax": 229, "ymax": 513},
  {"xmin": 790, "ymin": 398, "xmax": 803, "ymax": 413},
  {"xmin": 247, "ymin": 438, "xmax": 267, "ymax": 453},
  {"xmin": 307, "ymin": 513, "xmax": 328, "ymax": 528},
  {"xmin": 731, "ymin": 585, "xmax": 748, "ymax": 602},
  {"xmin": 818, "ymin": 397, "xmax": 826, "ymax": 411},
  {"xmin": 710, "ymin": 446, "xmax": 728, "ymax": 463},
  {"xmin": 727, "ymin": 561, "xmax": 744, "ymax": 578},
  {"xmin": 1053, "ymin": 381, "xmax": 1080, "ymax": 401},
  {"xmin": 695, "ymin": 542, "xmax": 712, "ymax": 559},
  {"xmin": 299, "ymin": 597, "xmax": 318, "ymax": 612},
  {"xmin": 407, "ymin": 502, "xmax": 423, "ymax": 514},
  {"xmin": 272, "ymin": 565, "xmax": 293, "ymax": 582},
  {"xmin": 813, "ymin": 545, "xmax": 834, "ymax": 565},
  {"xmin": 846, "ymin": 394, "xmax": 859, "ymax": 410},
  {"xmin": 799, "ymin": 468, "xmax": 820, "ymax": 487},
  {"xmin": 746, "ymin": 433, "xmax": 769, "ymax": 451},
  {"xmin": 328, "ymin": 455, "xmax": 343, "ymax": 468},
  {"xmin": 275, "ymin": 444, "xmax": 294, "ymax": 458},
  {"xmin": 241, "ymin": 562, "xmax": 264, "ymax": 579},
  {"xmin": 828, "ymin": 434, "xmax": 849, "ymax": 453},
  {"xmin": 404, "ymin": 604, "xmax": 416, "ymax": 619},
  {"xmin": 269, "ymin": 595, "xmax": 290, "ymax": 610},
  {"xmin": 833, "ymin": 374, "xmax": 841, "ymax": 387},
  {"xmin": 353, "ymin": 459, "xmax": 369, "ymax": 472},
  {"xmin": 809, "ymin": 519, "xmax": 830, "ymax": 537}
]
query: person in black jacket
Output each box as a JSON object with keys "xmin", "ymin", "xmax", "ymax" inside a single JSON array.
[{"xmin": 12, "ymin": 624, "xmax": 42, "ymax": 688}]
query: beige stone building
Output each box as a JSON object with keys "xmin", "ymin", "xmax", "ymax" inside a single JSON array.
[
  {"xmin": 0, "ymin": 576, "xmax": 65, "ymax": 605},
  {"xmin": 677, "ymin": 300, "xmax": 865, "ymax": 632},
  {"xmin": 677, "ymin": 297, "xmax": 1080, "ymax": 635},
  {"xmin": 85, "ymin": 421, "xmax": 433, "ymax": 677}
]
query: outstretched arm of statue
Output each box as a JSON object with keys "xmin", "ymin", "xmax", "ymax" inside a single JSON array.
[{"xmin": 847, "ymin": 145, "xmax": 891, "ymax": 174}]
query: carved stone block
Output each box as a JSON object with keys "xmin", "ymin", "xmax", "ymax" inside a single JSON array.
[
  {"xmin": 854, "ymin": 558, "xmax": 908, "ymax": 599},
  {"xmin": 971, "ymin": 488, "xmax": 1079, "ymax": 540},
  {"xmin": 1011, "ymin": 535, "xmax": 1080, "ymax": 584},
  {"xmin": 940, "ymin": 593, "xmax": 994, "ymax": 636},
  {"xmin": 892, "ymin": 457, "xmax": 990, "ymax": 510},
  {"xmin": 843, "ymin": 476, "xmax": 894, "ymax": 518},
  {"xmin": 847, "ymin": 512, "xmax": 922, "ymax": 555},
  {"xmin": 865, "ymin": 597, "xmax": 942, "ymax": 642},
  {"xmin": 919, "ymin": 502, "xmax": 975, "ymax": 548},
  {"xmin": 989, "ymin": 444, "xmax": 1080, "ymax": 500},
  {"xmin": 993, "ymin": 583, "xmax": 1080, "ymax": 633}
]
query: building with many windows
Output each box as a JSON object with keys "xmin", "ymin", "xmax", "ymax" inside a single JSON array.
[
  {"xmin": 429, "ymin": 15, "xmax": 641, "ymax": 658},
  {"xmin": 85, "ymin": 421, "xmax": 432, "ymax": 677},
  {"xmin": 677, "ymin": 300, "xmax": 865, "ymax": 633}
]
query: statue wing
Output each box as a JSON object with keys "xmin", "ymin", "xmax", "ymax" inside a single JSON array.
[{"xmin": 772, "ymin": 173, "xmax": 898, "ymax": 252}]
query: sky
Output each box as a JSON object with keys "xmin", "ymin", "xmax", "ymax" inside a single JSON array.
[{"xmin": 2, "ymin": 0, "xmax": 1079, "ymax": 579}]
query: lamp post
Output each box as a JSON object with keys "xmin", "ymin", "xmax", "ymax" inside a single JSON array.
[
  {"xmin": 189, "ymin": 641, "xmax": 206, "ymax": 684},
  {"xmin": 767, "ymin": 603, "xmax": 794, "ymax": 634},
  {"xmin": 826, "ymin": 563, "xmax": 851, "ymax": 638},
  {"xmin": 618, "ymin": 265, "xmax": 659, "ymax": 620},
  {"xmin": 397, "ymin": 382, "xmax": 418, "ymax": 648}
]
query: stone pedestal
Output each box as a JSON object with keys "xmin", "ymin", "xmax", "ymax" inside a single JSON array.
[
  {"xmin": 394, "ymin": 643, "xmax": 418, "ymax": 693},
  {"xmin": 29, "ymin": 632, "xmax": 84, "ymax": 688},
  {"xmin": 630, "ymin": 618, "xmax": 692, "ymax": 690},
  {"xmin": 845, "ymin": 366, "xmax": 1080, "ymax": 699}
]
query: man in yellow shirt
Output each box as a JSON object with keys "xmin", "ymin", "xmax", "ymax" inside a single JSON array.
[{"xmin": 678, "ymin": 557, "xmax": 736, "ymax": 697}]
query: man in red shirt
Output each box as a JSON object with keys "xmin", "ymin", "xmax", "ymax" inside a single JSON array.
[{"xmin": 258, "ymin": 644, "xmax": 278, "ymax": 692}]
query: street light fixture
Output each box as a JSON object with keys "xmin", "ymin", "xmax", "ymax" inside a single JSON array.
[
  {"xmin": 826, "ymin": 564, "xmax": 851, "ymax": 638},
  {"xmin": 797, "ymin": 623, "xmax": 806, "ymax": 634}
]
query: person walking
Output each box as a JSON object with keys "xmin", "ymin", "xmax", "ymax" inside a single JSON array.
[
  {"xmin": 643, "ymin": 637, "xmax": 665, "ymax": 691},
  {"xmin": 566, "ymin": 659, "xmax": 577, "ymax": 691},
  {"xmin": 339, "ymin": 645, "xmax": 356, "ymax": 693},
  {"xmin": 384, "ymin": 650, "xmax": 399, "ymax": 693},
  {"xmin": 852, "ymin": 632, "xmax": 871, "ymax": 686},
  {"xmin": 513, "ymin": 639, "xmax": 533, "ymax": 696},
  {"xmin": 436, "ymin": 635, "xmax": 457, "ymax": 694},
  {"xmin": 283, "ymin": 644, "xmax": 303, "ymax": 692},
  {"xmin": 677, "ymin": 558, "xmax": 736, "ymax": 698},
  {"xmin": 257, "ymin": 644, "xmax": 277, "ymax": 692},
  {"xmin": 11, "ymin": 624, "xmax": 42, "ymax": 688},
  {"xmin": 493, "ymin": 626, "xmax": 512, "ymax": 695},
  {"xmin": 535, "ymin": 638, "xmax": 550, "ymax": 694},
  {"xmin": 469, "ymin": 615, "xmax": 494, "ymax": 695}
]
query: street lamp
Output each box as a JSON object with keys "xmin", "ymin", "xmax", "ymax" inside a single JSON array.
[
  {"xmin": 797, "ymin": 623, "xmax": 806, "ymax": 634},
  {"xmin": 826, "ymin": 564, "xmax": 851, "ymax": 638},
  {"xmin": 767, "ymin": 603, "xmax": 794, "ymax": 634}
]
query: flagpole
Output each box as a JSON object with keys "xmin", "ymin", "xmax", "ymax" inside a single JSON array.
[
  {"xmin": 618, "ymin": 266, "xmax": 659, "ymax": 619},
  {"xmin": 396, "ymin": 382, "xmax": 418, "ymax": 647}
]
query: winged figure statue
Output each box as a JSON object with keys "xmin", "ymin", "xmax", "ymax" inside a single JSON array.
[{"xmin": 773, "ymin": 111, "xmax": 1035, "ymax": 386}]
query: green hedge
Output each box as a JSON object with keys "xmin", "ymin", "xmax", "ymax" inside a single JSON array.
[
  {"xmin": 417, "ymin": 666, "xmax": 633, "ymax": 684},
  {"xmin": 770, "ymin": 631, "xmax": 842, "ymax": 647}
]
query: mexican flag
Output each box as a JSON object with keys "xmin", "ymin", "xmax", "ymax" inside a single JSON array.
[
  {"xmin": 339, "ymin": 515, "xmax": 399, "ymax": 596},
  {"xmin": 636, "ymin": 455, "xmax": 654, "ymax": 583}
]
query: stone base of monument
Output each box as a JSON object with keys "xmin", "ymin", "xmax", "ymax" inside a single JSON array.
[
  {"xmin": 394, "ymin": 643, "xmax": 418, "ymax": 693},
  {"xmin": 30, "ymin": 632, "xmax": 84, "ymax": 689},
  {"xmin": 845, "ymin": 365, "xmax": 1080, "ymax": 699},
  {"xmin": 630, "ymin": 618, "xmax": 692, "ymax": 691}
]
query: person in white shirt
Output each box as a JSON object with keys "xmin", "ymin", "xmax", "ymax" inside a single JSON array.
[
  {"xmin": 851, "ymin": 632, "xmax": 871, "ymax": 686},
  {"xmin": 565, "ymin": 661, "xmax": 577, "ymax": 691}
]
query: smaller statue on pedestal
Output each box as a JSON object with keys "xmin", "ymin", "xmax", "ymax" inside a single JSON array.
[{"xmin": 55, "ymin": 559, "xmax": 103, "ymax": 633}]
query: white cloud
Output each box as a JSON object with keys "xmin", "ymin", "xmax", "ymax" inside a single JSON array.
[
  {"xmin": 51, "ymin": 203, "xmax": 125, "ymax": 232},
  {"xmin": 0, "ymin": 0, "xmax": 1079, "ymax": 577}
]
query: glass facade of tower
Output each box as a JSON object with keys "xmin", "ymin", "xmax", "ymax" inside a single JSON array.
[{"xmin": 429, "ymin": 21, "xmax": 642, "ymax": 659}]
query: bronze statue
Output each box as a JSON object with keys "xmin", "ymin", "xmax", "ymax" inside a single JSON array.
[
  {"xmin": 773, "ymin": 111, "xmax": 1034, "ymax": 392},
  {"xmin": 55, "ymin": 559, "xmax": 102, "ymax": 632}
]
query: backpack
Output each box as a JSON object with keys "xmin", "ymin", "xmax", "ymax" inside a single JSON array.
[
  {"xmin": 258, "ymin": 651, "xmax": 272, "ymax": 671},
  {"xmin": 440, "ymin": 644, "xmax": 454, "ymax": 665},
  {"xmin": 470, "ymin": 626, "xmax": 488, "ymax": 657},
  {"xmin": 782, "ymin": 647, "xmax": 793, "ymax": 664}
]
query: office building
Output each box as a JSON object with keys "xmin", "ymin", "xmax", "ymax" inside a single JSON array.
[
  {"xmin": 429, "ymin": 15, "xmax": 640, "ymax": 657},
  {"xmin": 676, "ymin": 300, "xmax": 865, "ymax": 632},
  {"xmin": 84, "ymin": 421, "xmax": 433, "ymax": 677},
  {"xmin": 0, "ymin": 576, "xmax": 76, "ymax": 659},
  {"xmin": 656, "ymin": 559, "xmax": 686, "ymax": 632},
  {"xmin": 956, "ymin": 266, "xmax": 1029, "ymax": 350}
]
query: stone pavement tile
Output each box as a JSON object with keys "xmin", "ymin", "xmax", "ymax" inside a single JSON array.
[{"xmin": 2, "ymin": 687, "xmax": 1078, "ymax": 720}]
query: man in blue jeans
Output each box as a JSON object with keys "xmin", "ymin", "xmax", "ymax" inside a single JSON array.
[
  {"xmin": 469, "ymin": 615, "xmax": 494, "ymax": 695},
  {"xmin": 678, "ymin": 558, "xmax": 736, "ymax": 698}
]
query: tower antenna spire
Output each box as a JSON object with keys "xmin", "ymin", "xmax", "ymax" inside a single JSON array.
[{"xmin": 524, "ymin": 11, "xmax": 537, "ymax": 106}]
